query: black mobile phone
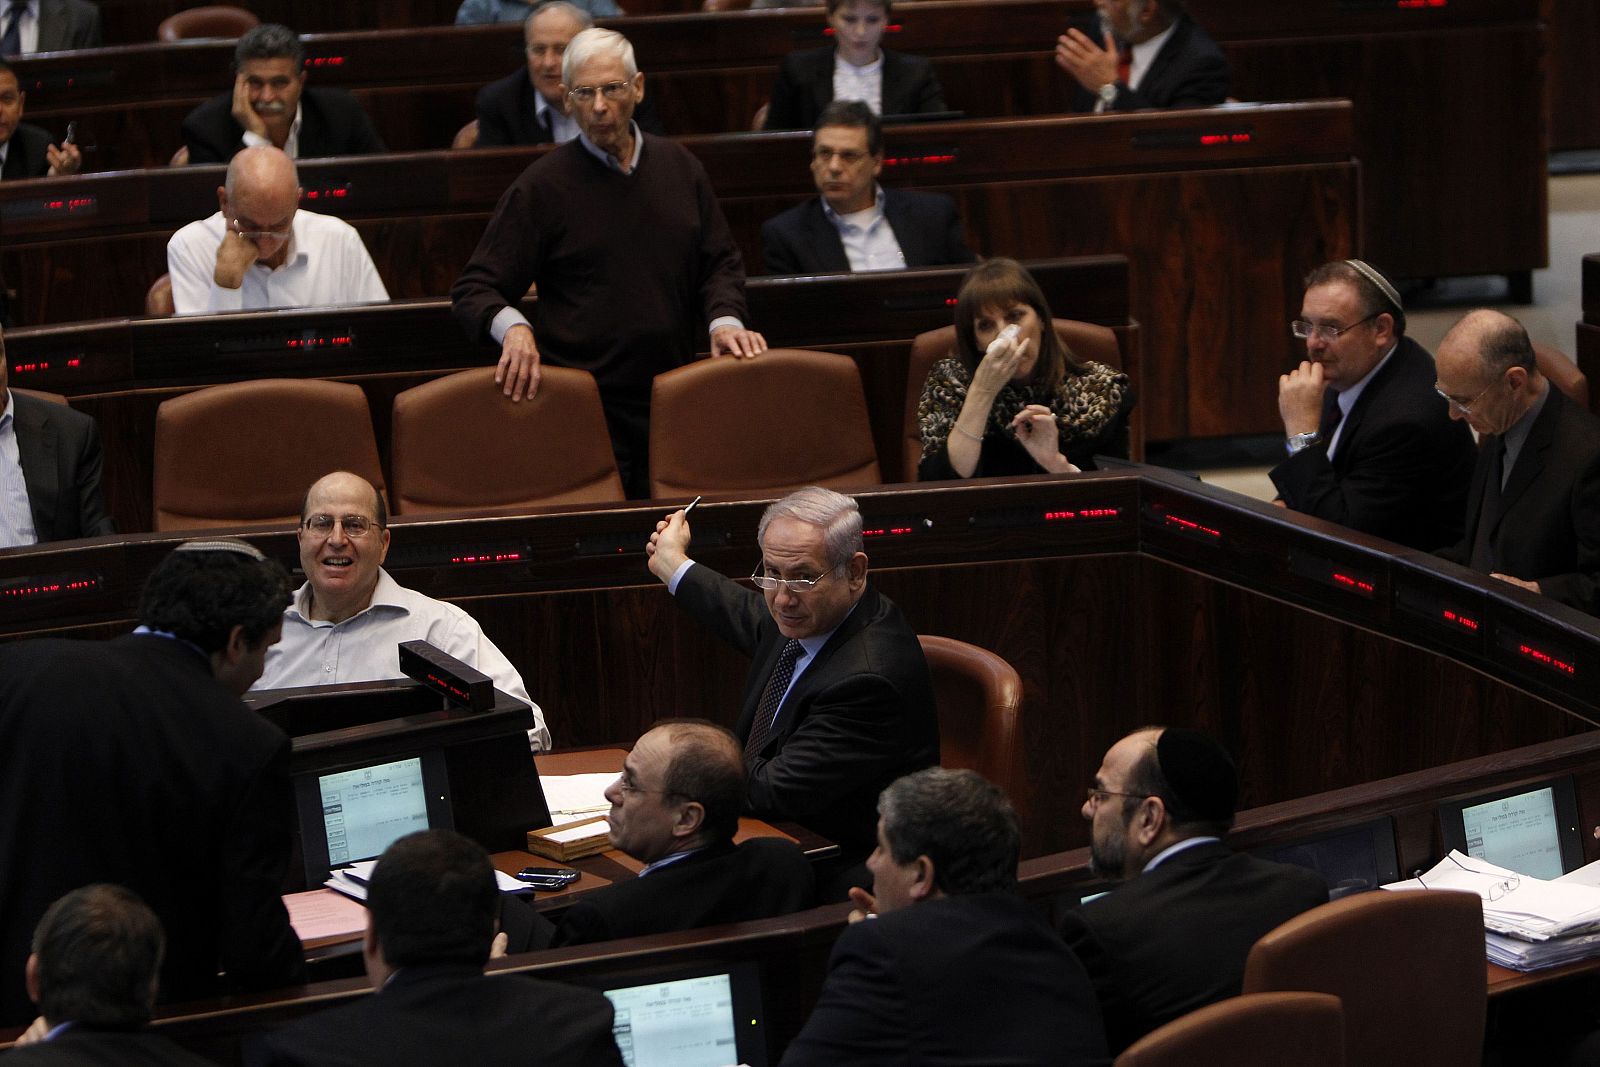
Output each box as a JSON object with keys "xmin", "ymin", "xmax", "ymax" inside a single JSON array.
[{"xmin": 515, "ymin": 866, "xmax": 580, "ymax": 890}]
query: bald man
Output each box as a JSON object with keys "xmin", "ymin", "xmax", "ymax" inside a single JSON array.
[{"xmin": 165, "ymin": 145, "xmax": 388, "ymax": 315}]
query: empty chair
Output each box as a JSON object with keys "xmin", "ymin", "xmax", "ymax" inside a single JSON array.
[
  {"xmin": 918, "ymin": 634, "xmax": 1026, "ymax": 820},
  {"xmin": 649, "ymin": 348, "xmax": 880, "ymax": 499},
  {"xmin": 157, "ymin": 6, "xmax": 259, "ymax": 41},
  {"xmin": 152, "ymin": 379, "xmax": 384, "ymax": 531},
  {"xmin": 389, "ymin": 366, "xmax": 624, "ymax": 514},
  {"xmin": 1534, "ymin": 341, "xmax": 1590, "ymax": 408},
  {"xmin": 1242, "ymin": 889, "xmax": 1485, "ymax": 1067},
  {"xmin": 452, "ymin": 120, "xmax": 480, "ymax": 150},
  {"xmin": 145, "ymin": 274, "xmax": 174, "ymax": 316},
  {"xmin": 1114, "ymin": 993, "xmax": 1345, "ymax": 1067}
]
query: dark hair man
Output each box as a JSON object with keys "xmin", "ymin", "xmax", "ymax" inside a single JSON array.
[
  {"xmin": 553, "ymin": 720, "xmax": 815, "ymax": 946},
  {"xmin": 1057, "ymin": 727, "xmax": 1328, "ymax": 1053},
  {"xmin": 7, "ymin": 885, "xmax": 216, "ymax": 1064},
  {"xmin": 1269, "ymin": 259, "xmax": 1477, "ymax": 551},
  {"xmin": 760, "ymin": 100, "xmax": 973, "ymax": 275},
  {"xmin": 1055, "ymin": 0, "xmax": 1229, "ymax": 113},
  {"xmin": 782, "ymin": 768, "xmax": 1108, "ymax": 1066},
  {"xmin": 1435, "ymin": 308, "xmax": 1600, "ymax": 613},
  {"xmin": 0, "ymin": 58, "xmax": 80, "ymax": 177},
  {"xmin": 180, "ymin": 23, "xmax": 386, "ymax": 165},
  {"xmin": 0, "ymin": 540, "xmax": 305, "ymax": 1026},
  {"xmin": 0, "ymin": 0, "xmax": 101, "ymax": 57},
  {"xmin": 247, "ymin": 830, "xmax": 624, "ymax": 1067}
]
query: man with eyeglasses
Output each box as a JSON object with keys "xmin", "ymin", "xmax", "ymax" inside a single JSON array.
[
  {"xmin": 453, "ymin": 27, "xmax": 765, "ymax": 499},
  {"xmin": 166, "ymin": 145, "xmax": 389, "ymax": 315},
  {"xmin": 251, "ymin": 471, "xmax": 549, "ymax": 750},
  {"xmin": 759, "ymin": 100, "xmax": 973, "ymax": 275},
  {"xmin": 1268, "ymin": 259, "xmax": 1475, "ymax": 552},
  {"xmin": 644, "ymin": 486, "xmax": 938, "ymax": 896},
  {"xmin": 1433, "ymin": 309, "xmax": 1600, "ymax": 613},
  {"xmin": 1056, "ymin": 727, "xmax": 1327, "ymax": 1054}
]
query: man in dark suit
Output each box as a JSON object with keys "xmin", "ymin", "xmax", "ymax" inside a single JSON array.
[
  {"xmin": 181, "ymin": 24, "xmax": 385, "ymax": 165},
  {"xmin": 1270, "ymin": 260, "xmax": 1476, "ymax": 551},
  {"xmin": 646, "ymin": 487, "xmax": 939, "ymax": 889},
  {"xmin": 0, "ymin": 541, "xmax": 305, "ymax": 1027},
  {"xmin": 0, "ymin": 0, "xmax": 102, "ymax": 56},
  {"xmin": 247, "ymin": 830, "xmax": 624, "ymax": 1067},
  {"xmin": 1055, "ymin": 0, "xmax": 1229, "ymax": 112},
  {"xmin": 0, "ymin": 326, "xmax": 114, "ymax": 546},
  {"xmin": 1435, "ymin": 309, "xmax": 1600, "ymax": 614},
  {"xmin": 763, "ymin": 0, "xmax": 946, "ymax": 130},
  {"xmin": 1057, "ymin": 727, "xmax": 1328, "ymax": 1054},
  {"xmin": 761, "ymin": 100, "xmax": 973, "ymax": 275},
  {"xmin": 552, "ymin": 721, "xmax": 816, "ymax": 947},
  {"xmin": 0, "ymin": 59, "xmax": 79, "ymax": 178},
  {"xmin": 782, "ymin": 768, "xmax": 1109, "ymax": 1066},
  {"xmin": 6, "ymin": 885, "xmax": 217, "ymax": 1065}
]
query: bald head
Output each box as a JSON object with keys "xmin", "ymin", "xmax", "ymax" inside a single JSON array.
[
  {"xmin": 217, "ymin": 146, "xmax": 300, "ymax": 265},
  {"xmin": 525, "ymin": 2, "xmax": 592, "ymax": 108},
  {"xmin": 1435, "ymin": 308, "xmax": 1541, "ymax": 437},
  {"xmin": 295, "ymin": 471, "xmax": 392, "ymax": 624}
]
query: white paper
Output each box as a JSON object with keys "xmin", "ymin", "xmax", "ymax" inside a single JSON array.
[
  {"xmin": 541, "ymin": 772, "xmax": 618, "ymax": 826},
  {"xmin": 326, "ymin": 857, "xmax": 530, "ymax": 899}
]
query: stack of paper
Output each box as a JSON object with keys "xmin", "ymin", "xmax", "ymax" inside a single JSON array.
[
  {"xmin": 325, "ymin": 859, "xmax": 532, "ymax": 902},
  {"xmin": 541, "ymin": 773, "xmax": 617, "ymax": 827}
]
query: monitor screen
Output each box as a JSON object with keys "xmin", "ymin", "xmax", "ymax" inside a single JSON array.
[
  {"xmin": 1439, "ymin": 777, "xmax": 1584, "ymax": 881},
  {"xmin": 586, "ymin": 960, "xmax": 767, "ymax": 1067},
  {"xmin": 294, "ymin": 750, "xmax": 455, "ymax": 886},
  {"xmin": 1256, "ymin": 817, "xmax": 1401, "ymax": 897}
]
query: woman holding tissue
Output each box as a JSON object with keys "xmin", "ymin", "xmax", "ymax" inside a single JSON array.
[{"xmin": 916, "ymin": 258, "xmax": 1134, "ymax": 480}]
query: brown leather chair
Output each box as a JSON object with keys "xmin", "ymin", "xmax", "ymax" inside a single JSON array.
[
  {"xmin": 1241, "ymin": 889, "xmax": 1485, "ymax": 1067},
  {"xmin": 152, "ymin": 379, "xmax": 385, "ymax": 531},
  {"xmin": 902, "ymin": 319, "xmax": 1135, "ymax": 482},
  {"xmin": 918, "ymin": 634, "xmax": 1026, "ymax": 819},
  {"xmin": 649, "ymin": 349, "xmax": 880, "ymax": 499},
  {"xmin": 168, "ymin": 145, "xmax": 191, "ymax": 167},
  {"xmin": 452, "ymin": 119, "xmax": 480, "ymax": 150},
  {"xmin": 703, "ymin": 0, "xmax": 753, "ymax": 9},
  {"xmin": 389, "ymin": 366, "xmax": 624, "ymax": 514},
  {"xmin": 157, "ymin": 5, "xmax": 259, "ymax": 41},
  {"xmin": 145, "ymin": 274, "xmax": 174, "ymax": 316},
  {"xmin": 1114, "ymin": 993, "xmax": 1345, "ymax": 1067},
  {"xmin": 1534, "ymin": 342, "xmax": 1589, "ymax": 408}
]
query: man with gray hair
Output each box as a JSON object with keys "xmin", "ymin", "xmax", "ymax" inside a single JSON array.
[
  {"xmin": 645, "ymin": 486, "xmax": 938, "ymax": 887},
  {"xmin": 782, "ymin": 768, "xmax": 1109, "ymax": 1066},
  {"xmin": 1435, "ymin": 308, "xmax": 1600, "ymax": 613},
  {"xmin": 166, "ymin": 145, "xmax": 389, "ymax": 314}
]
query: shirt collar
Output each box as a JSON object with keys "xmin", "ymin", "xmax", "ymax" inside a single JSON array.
[
  {"xmin": 820, "ymin": 183, "xmax": 885, "ymax": 230},
  {"xmin": 1142, "ymin": 835, "xmax": 1220, "ymax": 873},
  {"xmin": 1131, "ymin": 20, "xmax": 1176, "ymax": 71},
  {"xmin": 0, "ymin": 139, "xmax": 9, "ymax": 170},
  {"xmin": 796, "ymin": 594, "xmax": 863, "ymax": 659},
  {"xmin": 1, "ymin": 388, "xmax": 12, "ymax": 429},
  {"xmin": 578, "ymin": 121, "xmax": 644, "ymax": 174},
  {"xmin": 288, "ymin": 567, "xmax": 409, "ymax": 626},
  {"xmin": 837, "ymin": 51, "xmax": 883, "ymax": 74},
  {"xmin": 1335, "ymin": 341, "xmax": 1399, "ymax": 419},
  {"xmin": 1502, "ymin": 377, "xmax": 1551, "ymax": 454},
  {"xmin": 639, "ymin": 846, "xmax": 703, "ymax": 877}
]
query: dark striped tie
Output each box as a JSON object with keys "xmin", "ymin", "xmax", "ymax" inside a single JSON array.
[
  {"xmin": 0, "ymin": 1, "xmax": 27, "ymax": 56},
  {"xmin": 745, "ymin": 639, "xmax": 803, "ymax": 760}
]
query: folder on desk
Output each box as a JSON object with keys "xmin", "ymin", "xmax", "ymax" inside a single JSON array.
[{"xmin": 527, "ymin": 816, "xmax": 611, "ymax": 861}]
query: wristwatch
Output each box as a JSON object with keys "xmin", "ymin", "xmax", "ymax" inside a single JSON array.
[
  {"xmin": 1285, "ymin": 431, "xmax": 1322, "ymax": 456},
  {"xmin": 1098, "ymin": 82, "xmax": 1119, "ymax": 106}
]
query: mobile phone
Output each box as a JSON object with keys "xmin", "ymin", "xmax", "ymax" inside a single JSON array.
[{"xmin": 515, "ymin": 866, "xmax": 580, "ymax": 890}]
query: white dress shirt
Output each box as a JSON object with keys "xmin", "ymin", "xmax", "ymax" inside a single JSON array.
[
  {"xmin": 833, "ymin": 52, "xmax": 884, "ymax": 114},
  {"xmin": 241, "ymin": 103, "xmax": 304, "ymax": 159},
  {"xmin": 534, "ymin": 91, "xmax": 581, "ymax": 144},
  {"xmin": 2, "ymin": 0, "xmax": 39, "ymax": 55},
  {"xmin": 0, "ymin": 389, "xmax": 38, "ymax": 548},
  {"xmin": 822, "ymin": 185, "xmax": 906, "ymax": 272},
  {"xmin": 1326, "ymin": 342, "xmax": 1397, "ymax": 460}
]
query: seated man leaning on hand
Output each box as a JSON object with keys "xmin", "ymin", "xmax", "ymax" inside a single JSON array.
[
  {"xmin": 251, "ymin": 471, "xmax": 550, "ymax": 751},
  {"xmin": 166, "ymin": 145, "xmax": 388, "ymax": 315}
]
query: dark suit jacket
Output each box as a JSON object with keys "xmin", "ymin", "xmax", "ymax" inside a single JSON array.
[
  {"xmin": 763, "ymin": 47, "xmax": 947, "ymax": 131},
  {"xmin": 34, "ymin": 0, "xmax": 102, "ymax": 52},
  {"xmin": 1067, "ymin": 13, "xmax": 1230, "ymax": 112},
  {"xmin": 674, "ymin": 565, "xmax": 939, "ymax": 856},
  {"xmin": 3, "ymin": 1027, "xmax": 217, "ymax": 1065},
  {"xmin": 1, "ymin": 123, "xmax": 52, "ymax": 179},
  {"xmin": 181, "ymin": 86, "xmax": 387, "ymax": 165},
  {"xmin": 759, "ymin": 188, "xmax": 975, "ymax": 276},
  {"xmin": 475, "ymin": 68, "xmax": 664, "ymax": 147},
  {"xmin": 552, "ymin": 838, "xmax": 817, "ymax": 947},
  {"xmin": 782, "ymin": 892, "xmax": 1109, "ymax": 1066},
  {"xmin": 1056, "ymin": 842, "xmax": 1328, "ymax": 1054},
  {"xmin": 1438, "ymin": 386, "xmax": 1600, "ymax": 613},
  {"xmin": 1269, "ymin": 337, "xmax": 1477, "ymax": 551},
  {"xmin": 0, "ymin": 635, "xmax": 305, "ymax": 1027},
  {"xmin": 10, "ymin": 390, "xmax": 115, "ymax": 542},
  {"xmin": 245, "ymin": 963, "xmax": 624, "ymax": 1067}
]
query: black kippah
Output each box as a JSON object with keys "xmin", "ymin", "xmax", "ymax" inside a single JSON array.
[{"xmin": 1155, "ymin": 728, "xmax": 1238, "ymax": 823}]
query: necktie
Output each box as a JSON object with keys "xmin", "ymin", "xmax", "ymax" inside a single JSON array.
[
  {"xmin": 1116, "ymin": 43, "xmax": 1132, "ymax": 87},
  {"xmin": 745, "ymin": 640, "xmax": 803, "ymax": 760},
  {"xmin": 1469, "ymin": 436, "xmax": 1506, "ymax": 573},
  {"xmin": 1318, "ymin": 389, "xmax": 1343, "ymax": 439},
  {"xmin": 0, "ymin": 1, "xmax": 27, "ymax": 56}
]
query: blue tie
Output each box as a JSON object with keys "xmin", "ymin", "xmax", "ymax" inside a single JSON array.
[{"xmin": 0, "ymin": 2, "xmax": 27, "ymax": 56}]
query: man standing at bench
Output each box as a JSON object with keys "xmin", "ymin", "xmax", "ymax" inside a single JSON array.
[
  {"xmin": 452, "ymin": 27, "xmax": 765, "ymax": 498},
  {"xmin": 1055, "ymin": 0, "xmax": 1230, "ymax": 113}
]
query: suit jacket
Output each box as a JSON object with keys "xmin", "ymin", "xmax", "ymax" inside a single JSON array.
[
  {"xmin": 1067, "ymin": 13, "xmax": 1230, "ymax": 112},
  {"xmin": 3, "ymin": 1027, "xmax": 217, "ymax": 1065},
  {"xmin": 674, "ymin": 565, "xmax": 939, "ymax": 856},
  {"xmin": 1438, "ymin": 386, "xmax": 1600, "ymax": 614},
  {"xmin": 552, "ymin": 838, "xmax": 817, "ymax": 947},
  {"xmin": 11, "ymin": 390, "xmax": 115, "ymax": 542},
  {"xmin": 763, "ymin": 47, "xmax": 947, "ymax": 131},
  {"xmin": 782, "ymin": 892, "xmax": 1109, "ymax": 1066},
  {"xmin": 759, "ymin": 187, "xmax": 975, "ymax": 276},
  {"xmin": 1, "ymin": 123, "xmax": 52, "ymax": 179},
  {"xmin": 0, "ymin": 634, "xmax": 305, "ymax": 1027},
  {"xmin": 1056, "ymin": 842, "xmax": 1329, "ymax": 1054},
  {"xmin": 1269, "ymin": 336, "xmax": 1477, "ymax": 551},
  {"xmin": 181, "ymin": 86, "xmax": 387, "ymax": 165},
  {"xmin": 245, "ymin": 963, "xmax": 624, "ymax": 1067},
  {"xmin": 34, "ymin": 0, "xmax": 102, "ymax": 52},
  {"xmin": 475, "ymin": 68, "xmax": 664, "ymax": 147}
]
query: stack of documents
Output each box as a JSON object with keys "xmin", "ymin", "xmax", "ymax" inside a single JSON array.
[
  {"xmin": 325, "ymin": 859, "xmax": 532, "ymax": 901},
  {"xmin": 1383, "ymin": 851, "xmax": 1600, "ymax": 970}
]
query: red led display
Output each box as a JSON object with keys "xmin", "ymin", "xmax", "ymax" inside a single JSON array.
[
  {"xmin": 862, "ymin": 526, "xmax": 917, "ymax": 537},
  {"xmin": 1044, "ymin": 507, "xmax": 1122, "ymax": 522},
  {"xmin": 1517, "ymin": 643, "xmax": 1576, "ymax": 676},
  {"xmin": 1441, "ymin": 609, "xmax": 1479, "ymax": 632},
  {"xmin": 1396, "ymin": 0, "xmax": 1446, "ymax": 7},
  {"xmin": 449, "ymin": 552, "xmax": 525, "ymax": 564},
  {"xmin": 303, "ymin": 56, "xmax": 347, "ymax": 67},
  {"xmin": 303, "ymin": 187, "xmax": 350, "ymax": 202},
  {"xmin": 284, "ymin": 336, "xmax": 354, "ymax": 350},
  {"xmin": 1161, "ymin": 513, "xmax": 1220, "ymax": 539},
  {"xmin": 1330, "ymin": 571, "xmax": 1375, "ymax": 595},
  {"xmin": 1199, "ymin": 133, "xmax": 1253, "ymax": 146},
  {"xmin": 1, "ymin": 576, "xmax": 101, "ymax": 599},
  {"xmin": 10, "ymin": 357, "xmax": 81, "ymax": 374},
  {"xmin": 40, "ymin": 197, "xmax": 96, "ymax": 214},
  {"xmin": 824, "ymin": 24, "xmax": 902, "ymax": 34},
  {"xmin": 883, "ymin": 154, "xmax": 957, "ymax": 167},
  {"xmin": 423, "ymin": 670, "xmax": 472, "ymax": 702}
]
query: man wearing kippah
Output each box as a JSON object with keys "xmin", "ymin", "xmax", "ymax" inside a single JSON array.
[{"xmin": 1058, "ymin": 727, "xmax": 1327, "ymax": 1055}]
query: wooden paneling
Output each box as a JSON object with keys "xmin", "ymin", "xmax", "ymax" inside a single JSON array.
[{"xmin": 1547, "ymin": 0, "xmax": 1600, "ymax": 151}]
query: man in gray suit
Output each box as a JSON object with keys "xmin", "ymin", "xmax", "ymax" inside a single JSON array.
[{"xmin": 0, "ymin": 0, "xmax": 103, "ymax": 56}]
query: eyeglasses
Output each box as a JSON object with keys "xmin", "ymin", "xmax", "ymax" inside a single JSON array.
[
  {"xmin": 1434, "ymin": 379, "xmax": 1500, "ymax": 415},
  {"xmin": 1290, "ymin": 313, "xmax": 1379, "ymax": 342},
  {"xmin": 301, "ymin": 514, "xmax": 381, "ymax": 538},
  {"xmin": 812, "ymin": 146, "xmax": 871, "ymax": 165},
  {"xmin": 750, "ymin": 564, "xmax": 838, "ymax": 593},
  {"xmin": 1415, "ymin": 853, "xmax": 1521, "ymax": 903},
  {"xmin": 1085, "ymin": 787, "xmax": 1150, "ymax": 807},
  {"xmin": 567, "ymin": 81, "xmax": 633, "ymax": 105},
  {"xmin": 229, "ymin": 218, "xmax": 292, "ymax": 241}
]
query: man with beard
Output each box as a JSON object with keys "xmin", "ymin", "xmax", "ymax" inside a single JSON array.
[{"xmin": 1055, "ymin": 727, "xmax": 1327, "ymax": 1055}]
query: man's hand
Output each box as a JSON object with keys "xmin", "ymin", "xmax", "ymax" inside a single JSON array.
[
  {"xmin": 213, "ymin": 228, "xmax": 258, "ymax": 290},
  {"xmin": 45, "ymin": 141, "xmax": 82, "ymax": 176},
  {"xmin": 230, "ymin": 73, "xmax": 270, "ymax": 139},
  {"xmin": 1009, "ymin": 403, "xmax": 1079, "ymax": 473},
  {"xmin": 846, "ymin": 886, "xmax": 877, "ymax": 923},
  {"xmin": 1054, "ymin": 27, "xmax": 1119, "ymax": 94},
  {"xmin": 710, "ymin": 326, "xmax": 767, "ymax": 360},
  {"xmin": 1491, "ymin": 573, "xmax": 1542, "ymax": 594},
  {"xmin": 1278, "ymin": 360, "xmax": 1327, "ymax": 438},
  {"xmin": 489, "ymin": 930, "xmax": 509, "ymax": 959},
  {"xmin": 14, "ymin": 1016, "xmax": 48, "ymax": 1046},
  {"xmin": 496, "ymin": 324, "xmax": 542, "ymax": 402},
  {"xmin": 646, "ymin": 508, "xmax": 693, "ymax": 583}
]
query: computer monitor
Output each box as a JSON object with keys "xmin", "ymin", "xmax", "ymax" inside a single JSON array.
[
  {"xmin": 578, "ymin": 960, "xmax": 768, "ymax": 1067},
  {"xmin": 1255, "ymin": 817, "xmax": 1401, "ymax": 897},
  {"xmin": 294, "ymin": 750, "xmax": 455, "ymax": 886},
  {"xmin": 1438, "ymin": 776, "xmax": 1584, "ymax": 881}
]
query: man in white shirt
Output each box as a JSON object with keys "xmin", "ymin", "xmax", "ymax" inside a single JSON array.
[
  {"xmin": 165, "ymin": 145, "xmax": 389, "ymax": 315},
  {"xmin": 1054, "ymin": 0, "xmax": 1229, "ymax": 113},
  {"xmin": 251, "ymin": 470, "xmax": 550, "ymax": 751}
]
